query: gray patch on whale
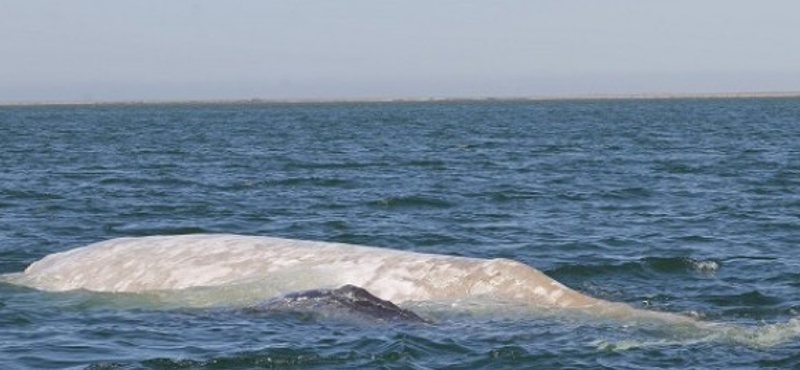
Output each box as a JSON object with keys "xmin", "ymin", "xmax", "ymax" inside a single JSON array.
[{"xmin": 245, "ymin": 284, "xmax": 428, "ymax": 323}]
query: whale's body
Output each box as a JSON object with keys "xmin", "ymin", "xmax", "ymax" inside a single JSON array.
[
  {"xmin": 13, "ymin": 234, "xmax": 595, "ymax": 305},
  {"xmin": 9, "ymin": 234, "xmax": 800, "ymax": 346},
  {"xmin": 8, "ymin": 234, "xmax": 689, "ymax": 322}
]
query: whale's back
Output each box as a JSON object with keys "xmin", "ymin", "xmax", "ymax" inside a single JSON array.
[
  {"xmin": 20, "ymin": 235, "xmax": 434, "ymax": 294},
  {"xmin": 12, "ymin": 234, "xmax": 596, "ymax": 308}
]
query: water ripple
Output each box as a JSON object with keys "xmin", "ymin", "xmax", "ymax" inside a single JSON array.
[{"xmin": 1, "ymin": 99, "xmax": 799, "ymax": 369}]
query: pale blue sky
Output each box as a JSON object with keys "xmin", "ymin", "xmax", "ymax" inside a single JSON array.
[{"xmin": 2, "ymin": 0, "xmax": 799, "ymax": 102}]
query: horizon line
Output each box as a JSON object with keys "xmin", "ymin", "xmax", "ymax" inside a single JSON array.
[{"xmin": 2, "ymin": 90, "xmax": 800, "ymax": 107}]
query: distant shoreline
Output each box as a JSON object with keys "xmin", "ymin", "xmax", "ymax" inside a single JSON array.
[{"xmin": 2, "ymin": 91, "xmax": 800, "ymax": 107}]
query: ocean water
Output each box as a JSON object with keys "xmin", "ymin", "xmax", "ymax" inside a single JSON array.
[{"xmin": 1, "ymin": 98, "xmax": 799, "ymax": 369}]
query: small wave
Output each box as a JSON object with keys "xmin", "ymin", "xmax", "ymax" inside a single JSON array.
[
  {"xmin": 486, "ymin": 345, "xmax": 531, "ymax": 361},
  {"xmin": 97, "ymin": 175, "xmax": 199, "ymax": 188},
  {"xmin": 367, "ymin": 195, "xmax": 455, "ymax": 209},
  {"xmin": 137, "ymin": 348, "xmax": 347, "ymax": 369},
  {"xmin": 404, "ymin": 159, "xmax": 447, "ymax": 168},
  {"xmin": 674, "ymin": 234, "xmax": 720, "ymax": 244},
  {"xmin": 555, "ymin": 191, "xmax": 590, "ymax": 201},
  {"xmin": 0, "ymin": 189, "xmax": 64, "ymax": 201},
  {"xmin": 652, "ymin": 161, "xmax": 704, "ymax": 174},
  {"xmin": 593, "ymin": 318, "xmax": 800, "ymax": 350},
  {"xmin": 290, "ymin": 161, "xmax": 386, "ymax": 170},
  {"xmin": 600, "ymin": 187, "xmax": 653, "ymax": 200},
  {"xmin": 706, "ymin": 290, "xmax": 783, "ymax": 307},
  {"xmin": 262, "ymin": 177, "xmax": 354, "ymax": 188},
  {"xmin": 592, "ymin": 339, "xmax": 651, "ymax": 352},
  {"xmin": 643, "ymin": 257, "xmax": 720, "ymax": 274},
  {"xmin": 690, "ymin": 260, "xmax": 720, "ymax": 273},
  {"xmin": 548, "ymin": 257, "xmax": 720, "ymax": 279},
  {"xmin": 102, "ymin": 225, "xmax": 213, "ymax": 236},
  {"xmin": 115, "ymin": 332, "xmax": 476, "ymax": 369},
  {"xmin": 487, "ymin": 190, "xmax": 544, "ymax": 202},
  {"xmin": 723, "ymin": 318, "xmax": 800, "ymax": 348}
]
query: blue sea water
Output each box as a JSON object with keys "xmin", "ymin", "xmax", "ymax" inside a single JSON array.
[{"xmin": 0, "ymin": 98, "xmax": 799, "ymax": 369}]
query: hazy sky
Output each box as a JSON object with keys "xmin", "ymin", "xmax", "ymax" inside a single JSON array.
[{"xmin": 2, "ymin": 0, "xmax": 799, "ymax": 102}]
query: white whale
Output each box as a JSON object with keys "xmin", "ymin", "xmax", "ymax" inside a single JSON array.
[
  {"xmin": 7, "ymin": 233, "xmax": 800, "ymax": 347},
  {"xmin": 4, "ymin": 233, "xmax": 698, "ymax": 324}
]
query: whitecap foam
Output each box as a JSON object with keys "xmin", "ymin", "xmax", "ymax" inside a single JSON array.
[
  {"xmin": 689, "ymin": 258, "xmax": 720, "ymax": 273},
  {"xmin": 592, "ymin": 318, "xmax": 800, "ymax": 350}
]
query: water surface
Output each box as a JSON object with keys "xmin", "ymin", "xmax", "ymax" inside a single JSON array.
[{"xmin": 1, "ymin": 99, "xmax": 799, "ymax": 369}]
